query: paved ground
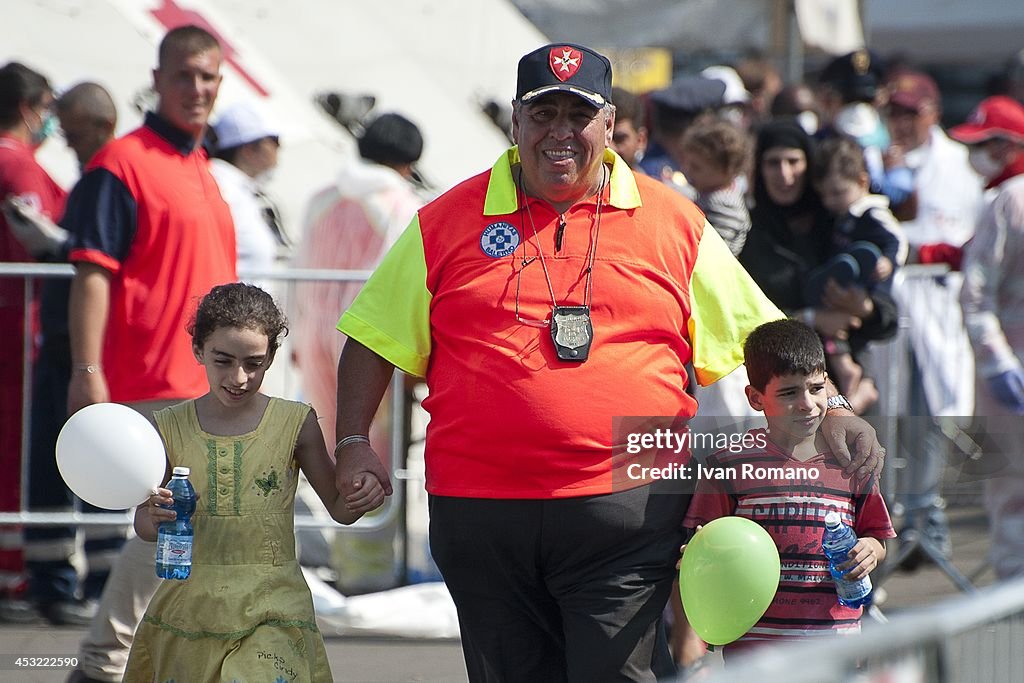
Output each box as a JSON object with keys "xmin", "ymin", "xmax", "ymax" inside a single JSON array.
[
  {"xmin": 0, "ymin": 629, "xmax": 468, "ymax": 683},
  {"xmin": 0, "ymin": 489, "xmax": 996, "ymax": 683}
]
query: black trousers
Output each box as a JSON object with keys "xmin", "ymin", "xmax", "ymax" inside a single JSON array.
[
  {"xmin": 429, "ymin": 482, "xmax": 690, "ymax": 683},
  {"xmin": 25, "ymin": 334, "xmax": 123, "ymax": 604}
]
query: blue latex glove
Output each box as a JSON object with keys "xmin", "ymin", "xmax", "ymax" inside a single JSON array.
[{"xmin": 988, "ymin": 369, "xmax": 1024, "ymax": 413}]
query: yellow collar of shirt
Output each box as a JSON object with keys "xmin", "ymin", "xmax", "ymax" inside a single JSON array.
[{"xmin": 483, "ymin": 146, "xmax": 642, "ymax": 216}]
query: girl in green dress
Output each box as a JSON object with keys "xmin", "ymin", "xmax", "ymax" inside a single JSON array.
[{"xmin": 125, "ymin": 282, "xmax": 386, "ymax": 682}]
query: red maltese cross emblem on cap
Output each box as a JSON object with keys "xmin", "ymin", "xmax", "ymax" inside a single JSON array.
[{"xmin": 549, "ymin": 46, "xmax": 582, "ymax": 82}]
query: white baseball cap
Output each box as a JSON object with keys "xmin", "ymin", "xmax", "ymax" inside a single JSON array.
[
  {"xmin": 212, "ymin": 100, "xmax": 280, "ymax": 151},
  {"xmin": 700, "ymin": 66, "xmax": 751, "ymax": 105}
]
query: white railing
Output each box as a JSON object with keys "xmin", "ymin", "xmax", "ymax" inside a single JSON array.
[
  {"xmin": 693, "ymin": 576, "xmax": 1024, "ymax": 683},
  {"xmin": 0, "ymin": 262, "xmax": 987, "ymax": 576},
  {"xmin": 0, "ymin": 263, "xmax": 404, "ymax": 533}
]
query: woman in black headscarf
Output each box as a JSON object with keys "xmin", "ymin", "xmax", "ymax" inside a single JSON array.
[
  {"xmin": 740, "ymin": 120, "xmax": 834, "ymax": 310},
  {"xmin": 739, "ymin": 119, "xmax": 897, "ymax": 412}
]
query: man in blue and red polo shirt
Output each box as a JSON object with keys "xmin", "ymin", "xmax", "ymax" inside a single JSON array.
[{"xmin": 63, "ymin": 25, "xmax": 235, "ymax": 683}]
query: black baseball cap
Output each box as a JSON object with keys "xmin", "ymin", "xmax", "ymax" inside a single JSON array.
[
  {"xmin": 649, "ymin": 76, "xmax": 726, "ymax": 114},
  {"xmin": 819, "ymin": 49, "xmax": 885, "ymax": 103},
  {"xmin": 516, "ymin": 43, "xmax": 613, "ymax": 108}
]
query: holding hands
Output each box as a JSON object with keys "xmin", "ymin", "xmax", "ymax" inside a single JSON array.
[
  {"xmin": 335, "ymin": 440, "xmax": 393, "ymax": 499},
  {"xmin": 296, "ymin": 412, "xmax": 392, "ymax": 527},
  {"xmin": 332, "ymin": 439, "xmax": 392, "ymax": 524},
  {"xmin": 330, "ymin": 439, "xmax": 391, "ymax": 524},
  {"xmin": 342, "ymin": 471, "xmax": 387, "ymax": 517}
]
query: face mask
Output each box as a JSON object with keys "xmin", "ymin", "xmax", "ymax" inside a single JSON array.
[
  {"xmin": 968, "ymin": 146, "xmax": 1003, "ymax": 179},
  {"xmin": 28, "ymin": 109, "xmax": 58, "ymax": 146},
  {"xmin": 796, "ymin": 111, "xmax": 819, "ymax": 136},
  {"xmin": 834, "ymin": 102, "xmax": 889, "ymax": 150}
]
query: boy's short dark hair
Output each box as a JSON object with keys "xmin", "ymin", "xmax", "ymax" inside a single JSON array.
[{"xmin": 744, "ymin": 319, "xmax": 826, "ymax": 391}]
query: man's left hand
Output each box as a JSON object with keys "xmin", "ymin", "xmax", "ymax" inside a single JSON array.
[
  {"xmin": 821, "ymin": 410, "xmax": 885, "ymax": 479},
  {"xmin": 335, "ymin": 441, "xmax": 394, "ymax": 499}
]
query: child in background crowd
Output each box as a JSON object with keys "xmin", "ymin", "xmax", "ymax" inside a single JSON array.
[
  {"xmin": 677, "ymin": 117, "xmax": 752, "ymax": 255},
  {"xmin": 125, "ymin": 282, "xmax": 385, "ymax": 682},
  {"xmin": 808, "ymin": 135, "xmax": 906, "ymax": 412},
  {"xmin": 684, "ymin": 319, "xmax": 895, "ymax": 660}
]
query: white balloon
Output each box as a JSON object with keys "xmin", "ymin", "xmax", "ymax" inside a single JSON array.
[{"xmin": 56, "ymin": 403, "xmax": 167, "ymax": 510}]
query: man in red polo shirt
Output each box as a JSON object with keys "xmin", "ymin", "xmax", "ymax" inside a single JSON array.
[
  {"xmin": 334, "ymin": 43, "xmax": 886, "ymax": 681},
  {"xmin": 63, "ymin": 25, "xmax": 235, "ymax": 683}
]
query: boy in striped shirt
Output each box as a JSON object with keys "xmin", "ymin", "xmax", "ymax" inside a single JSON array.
[{"xmin": 683, "ymin": 319, "xmax": 895, "ymax": 659}]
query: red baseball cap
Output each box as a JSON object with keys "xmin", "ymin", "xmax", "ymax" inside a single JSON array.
[
  {"xmin": 887, "ymin": 71, "xmax": 939, "ymax": 112},
  {"xmin": 950, "ymin": 96, "xmax": 1024, "ymax": 145}
]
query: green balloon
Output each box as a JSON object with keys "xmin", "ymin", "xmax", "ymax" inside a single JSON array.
[{"xmin": 678, "ymin": 516, "xmax": 781, "ymax": 645}]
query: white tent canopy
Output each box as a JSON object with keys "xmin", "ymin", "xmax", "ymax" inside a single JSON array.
[{"xmin": 2, "ymin": 0, "xmax": 547, "ymax": 229}]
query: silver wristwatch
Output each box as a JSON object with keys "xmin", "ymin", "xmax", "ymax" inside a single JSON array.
[{"xmin": 826, "ymin": 394, "xmax": 854, "ymax": 412}]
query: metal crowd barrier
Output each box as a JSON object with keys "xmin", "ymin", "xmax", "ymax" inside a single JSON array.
[
  {"xmin": 694, "ymin": 576, "xmax": 1024, "ymax": 683},
  {"xmin": 0, "ymin": 262, "xmax": 403, "ymax": 533},
  {"xmin": 0, "ymin": 263, "xmax": 985, "ymax": 548}
]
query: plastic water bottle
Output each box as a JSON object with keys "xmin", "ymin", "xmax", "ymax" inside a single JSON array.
[
  {"xmin": 156, "ymin": 466, "xmax": 196, "ymax": 580},
  {"xmin": 821, "ymin": 511, "xmax": 872, "ymax": 608}
]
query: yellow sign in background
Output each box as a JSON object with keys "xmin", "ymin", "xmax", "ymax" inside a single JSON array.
[{"xmin": 605, "ymin": 47, "xmax": 673, "ymax": 94}]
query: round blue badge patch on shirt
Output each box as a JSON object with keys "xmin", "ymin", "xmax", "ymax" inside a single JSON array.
[{"xmin": 480, "ymin": 222, "xmax": 521, "ymax": 258}]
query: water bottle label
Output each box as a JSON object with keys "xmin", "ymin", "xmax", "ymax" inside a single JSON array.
[
  {"xmin": 835, "ymin": 575, "xmax": 871, "ymax": 602},
  {"xmin": 157, "ymin": 534, "xmax": 192, "ymax": 566}
]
